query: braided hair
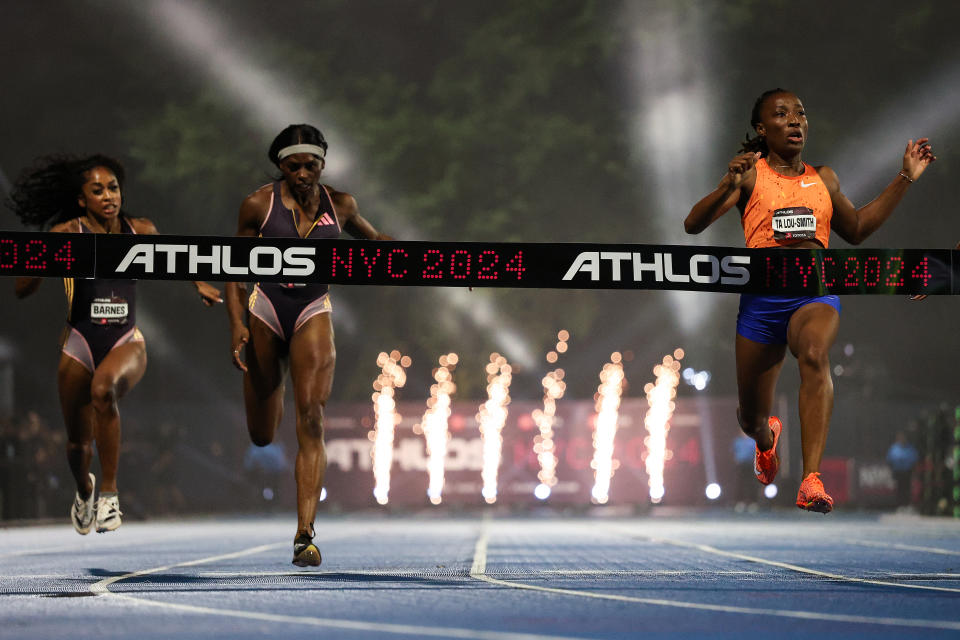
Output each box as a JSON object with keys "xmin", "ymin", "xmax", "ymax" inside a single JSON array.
[
  {"xmin": 267, "ymin": 124, "xmax": 328, "ymax": 167},
  {"xmin": 6, "ymin": 154, "xmax": 126, "ymax": 229},
  {"xmin": 738, "ymin": 88, "xmax": 791, "ymax": 157}
]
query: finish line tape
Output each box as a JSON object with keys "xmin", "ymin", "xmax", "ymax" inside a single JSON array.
[{"xmin": 2, "ymin": 231, "xmax": 957, "ymax": 295}]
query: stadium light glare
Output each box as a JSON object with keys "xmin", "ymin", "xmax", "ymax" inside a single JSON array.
[{"xmin": 124, "ymin": 0, "xmax": 538, "ymax": 369}]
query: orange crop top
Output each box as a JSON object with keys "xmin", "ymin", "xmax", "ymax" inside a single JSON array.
[{"xmin": 741, "ymin": 158, "xmax": 833, "ymax": 248}]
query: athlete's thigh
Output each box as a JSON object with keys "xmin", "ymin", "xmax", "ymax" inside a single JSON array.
[
  {"xmin": 735, "ymin": 333, "xmax": 787, "ymax": 415},
  {"xmin": 245, "ymin": 315, "xmax": 288, "ymax": 398},
  {"xmin": 243, "ymin": 315, "xmax": 289, "ymax": 442},
  {"xmin": 57, "ymin": 353, "xmax": 94, "ymax": 441},
  {"xmin": 785, "ymin": 303, "xmax": 839, "ymax": 359},
  {"xmin": 92, "ymin": 340, "xmax": 147, "ymax": 400},
  {"xmin": 289, "ymin": 312, "xmax": 335, "ymax": 407}
]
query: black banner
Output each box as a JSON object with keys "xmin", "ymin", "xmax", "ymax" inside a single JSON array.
[{"xmin": 0, "ymin": 230, "xmax": 957, "ymax": 295}]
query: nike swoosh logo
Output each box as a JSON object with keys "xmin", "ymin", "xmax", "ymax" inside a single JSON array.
[{"xmin": 799, "ymin": 180, "xmax": 816, "ymax": 188}]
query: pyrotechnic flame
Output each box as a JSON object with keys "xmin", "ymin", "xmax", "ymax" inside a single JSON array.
[
  {"xmin": 533, "ymin": 369, "xmax": 566, "ymax": 497},
  {"xmin": 371, "ymin": 351, "xmax": 409, "ymax": 505},
  {"xmin": 643, "ymin": 351, "xmax": 683, "ymax": 504},
  {"xmin": 590, "ymin": 353, "xmax": 626, "ymax": 504},
  {"xmin": 533, "ymin": 330, "xmax": 570, "ymax": 498},
  {"xmin": 478, "ymin": 353, "xmax": 512, "ymax": 504},
  {"xmin": 417, "ymin": 353, "xmax": 458, "ymax": 505}
]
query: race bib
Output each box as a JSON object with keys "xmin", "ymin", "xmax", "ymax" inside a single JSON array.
[
  {"xmin": 91, "ymin": 297, "xmax": 129, "ymax": 326},
  {"xmin": 772, "ymin": 206, "xmax": 816, "ymax": 241}
]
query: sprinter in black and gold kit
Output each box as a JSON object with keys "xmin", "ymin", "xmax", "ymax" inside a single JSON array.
[
  {"xmin": 62, "ymin": 215, "xmax": 143, "ymax": 374},
  {"xmin": 227, "ymin": 125, "xmax": 392, "ymax": 566},
  {"xmin": 8, "ymin": 154, "xmax": 221, "ymax": 534}
]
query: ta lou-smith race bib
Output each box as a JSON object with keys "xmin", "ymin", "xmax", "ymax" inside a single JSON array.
[{"xmin": 772, "ymin": 206, "xmax": 816, "ymax": 241}]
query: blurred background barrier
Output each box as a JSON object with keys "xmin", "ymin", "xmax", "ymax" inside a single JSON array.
[{"xmin": 3, "ymin": 396, "xmax": 957, "ymax": 520}]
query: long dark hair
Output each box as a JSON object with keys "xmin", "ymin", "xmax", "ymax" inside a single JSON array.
[
  {"xmin": 267, "ymin": 124, "xmax": 328, "ymax": 167},
  {"xmin": 6, "ymin": 154, "xmax": 127, "ymax": 229},
  {"xmin": 738, "ymin": 88, "xmax": 791, "ymax": 157}
]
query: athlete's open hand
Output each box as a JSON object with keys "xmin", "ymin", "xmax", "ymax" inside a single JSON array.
[
  {"xmin": 726, "ymin": 151, "xmax": 761, "ymax": 189},
  {"xmin": 194, "ymin": 281, "xmax": 223, "ymax": 306},
  {"xmin": 231, "ymin": 327, "xmax": 250, "ymax": 372},
  {"xmin": 902, "ymin": 138, "xmax": 936, "ymax": 182}
]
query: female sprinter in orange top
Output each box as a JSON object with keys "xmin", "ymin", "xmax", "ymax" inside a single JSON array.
[
  {"xmin": 684, "ymin": 89, "xmax": 935, "ymax": 512},
  {"xmin": 9, "ymin": 154, "xmax": 222, "ymax": 533}
]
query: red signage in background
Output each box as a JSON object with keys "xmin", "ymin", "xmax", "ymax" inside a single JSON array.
[{"xmin": 818, "ymin": 457, "xmax": 854, "ymax": 505}]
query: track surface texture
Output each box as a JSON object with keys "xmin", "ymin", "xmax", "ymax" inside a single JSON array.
[{"xmin": 2, "ymin": 512, "xmax": 959, "ymax": 639}]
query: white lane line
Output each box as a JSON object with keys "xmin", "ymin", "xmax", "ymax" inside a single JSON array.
[
  {"xmin": 873, "ymin": 573, "xmax": 960, "ymax": 579},
  {"xmin": 471, "ymin": 525, "xmax": 489, "ymax": 576},
  {"xmin": 90, "ymin": 540, "xmax": 585, "ymax": 640},
  {"xmin": 638, "ymin": 535, "xmax": 960, "ymax": 595},
  {"xmin": 0, "ymin": 544, "xmax": 88, "ymax": 559},
  {"xmin": 196, "ymin": 569, "xmax": 470, "ymax": 578},
  {"xmin": 89, "ymin": 543, "xmax": 286, "ymax": 594},
  {"xmin": 538, "ymin": 570, "xmax": 761, "ymax": 576},
  {"xmin": 8, "ymin": 570, "xmax": 951, "ymax": 582},
  {"xmin": 0, "ymin": 528, "xmax": 219, "ymax": 560},
  {"xmin": 1, "ymin": 574, "xmax": 95, "ymax": 580},
  {"xmin": 468, "ymin": 520, "xmax": 960, "ymax": 632},
  {"xmin": 198, "ymin": 570, "xmax": 762, "ymax": 578},
  {"xmin": 848, "ymin": 539, "xmax": 960, "ymax": 556}
]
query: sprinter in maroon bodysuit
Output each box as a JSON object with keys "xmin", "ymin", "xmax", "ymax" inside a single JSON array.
[
  {"xmin": 9, "ymin": 154, "xmax": 221, "ymax": 534},
  {"xmin": 226, "ymin": 125, "xmax": 391, "ymax": 566}
]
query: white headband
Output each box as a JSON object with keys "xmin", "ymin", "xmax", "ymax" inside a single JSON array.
[{"xmin": 277, "ymin": 144, "xmax": 326, "ymax": 160}]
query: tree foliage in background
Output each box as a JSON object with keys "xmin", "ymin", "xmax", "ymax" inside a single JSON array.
[{"xmin": 124, "ymin": 0, "xmax": 640, "ymax": 398}]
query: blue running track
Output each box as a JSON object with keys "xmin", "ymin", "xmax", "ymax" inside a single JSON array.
[{"xmin": 1, "ymin": 512, "xmax": 959, "ymax": 639}]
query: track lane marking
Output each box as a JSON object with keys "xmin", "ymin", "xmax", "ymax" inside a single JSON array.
[
  {"xmin": 90, "ymin": 539, "xmax": 586, "ymax": 640},
  {"xmin": 635, "ymin": 535, "xmax": 960, "ymax": 594},
  {"xmin": 89, "ymin": 542, "xmax": 285, "ymax": 594},
  {"xmin": 0, "ymin": 524, "xmax": 240, "ymax": 559},
  {"xmin": 193, "ymin": 569, "xmax": 767, "ymax": 578},
  {"xmin": 469, "ymin": 519, "xmax": 960, "ymax": 632},
  {"xmin": 538, "ymin": 570, "xmax": 760, "ymax": 576},
  {"xmin": 0, "ymin": 544, "xmax": 81, "ymax": 559},
  {"xmin": 847, "ymin": 539, "xmax": 960, "ymax": 556}
]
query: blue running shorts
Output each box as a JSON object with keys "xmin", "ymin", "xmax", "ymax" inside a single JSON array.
[{"xmin": 736, "ymin": 294, "xmax": 841, "ymax": 344}]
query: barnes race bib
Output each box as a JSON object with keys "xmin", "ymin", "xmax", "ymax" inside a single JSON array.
[
  {"xmin": 91, "ymin": 296, "xmax": 129, "ymax": 326},
  {"xmin": 772, "ymin": 206, "xmax": 816, "ymax": 241}
]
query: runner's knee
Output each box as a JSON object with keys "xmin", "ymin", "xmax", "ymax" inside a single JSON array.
[
  {"xmin": 296, "ymin": 404, "xmax": 325, "ymax": 441},
  {"xmin": 737, "ymin": 407, "xmax": 767, "ymax": 436},
  {"xmin": 251, "ymin": 433, "xmax": 273, "ymax": 447},
  {"xmin": 90, "ymin": 379, "xmax": 118, "ymax": 413},
  {"xmin": 797, "ymin": 342, "xmax": 830, "ymax": 374},
  {"xmin": 247, "ymin": 420, "xmax": 276, "ymax": 447}
]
